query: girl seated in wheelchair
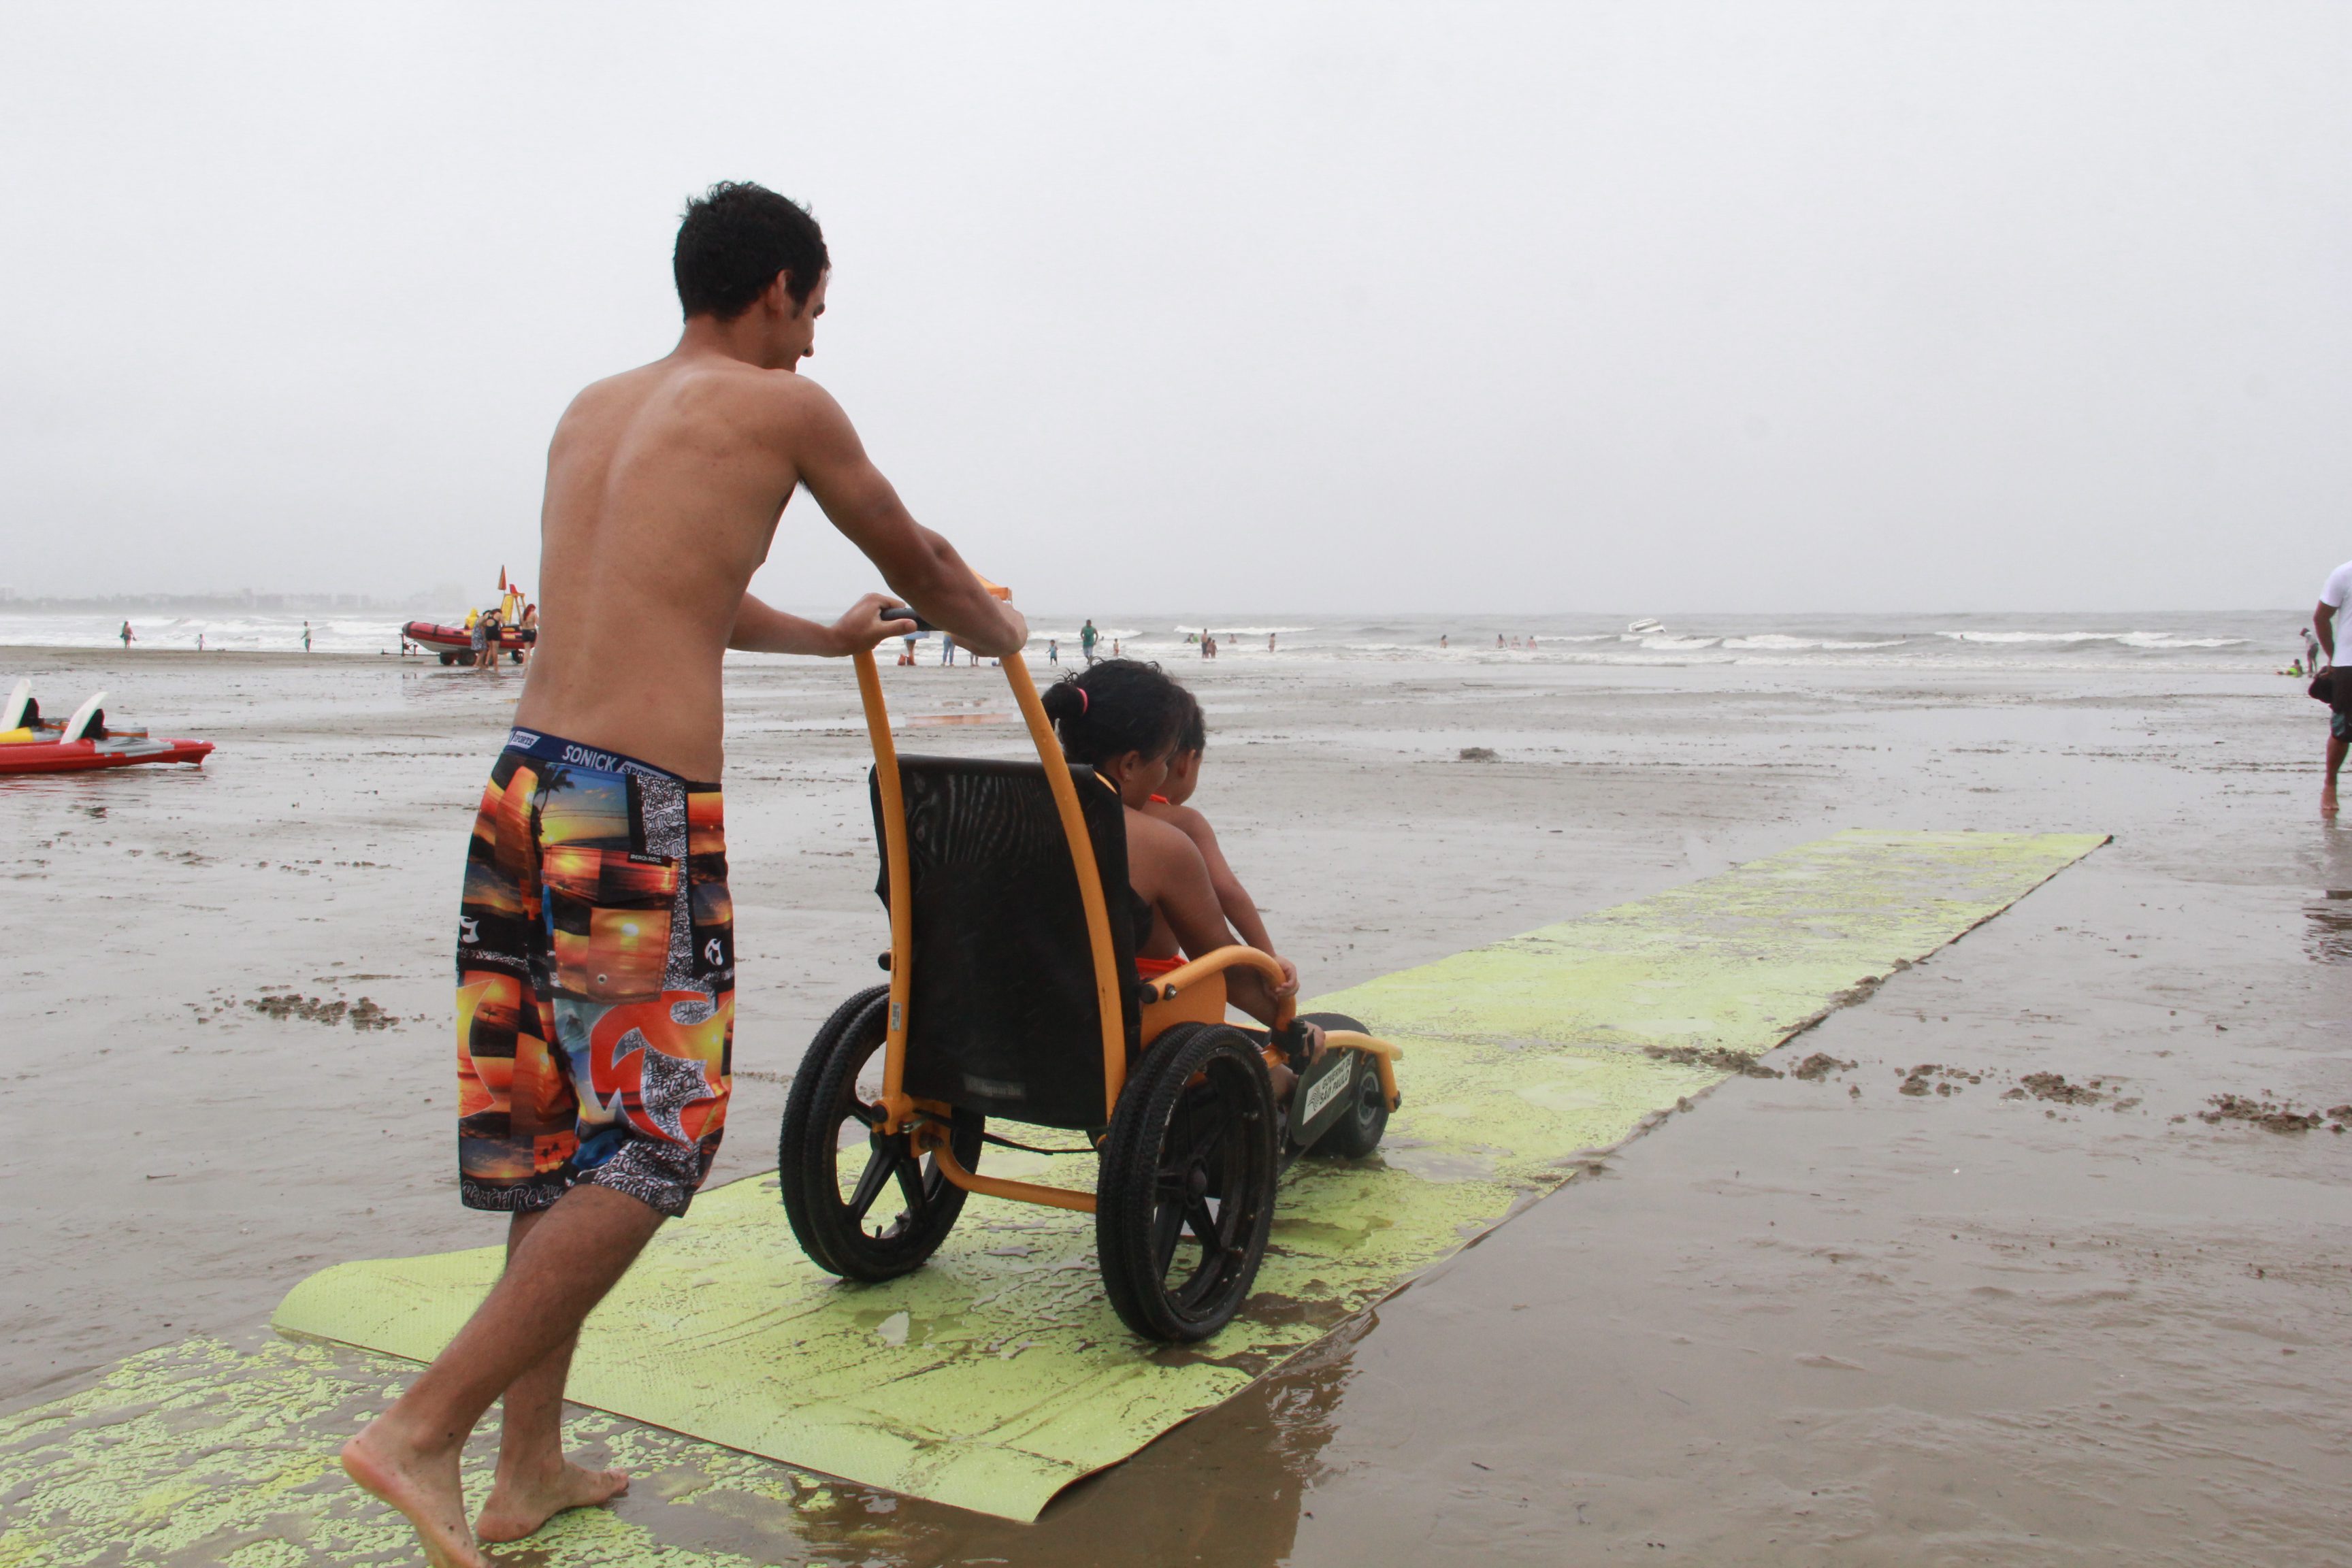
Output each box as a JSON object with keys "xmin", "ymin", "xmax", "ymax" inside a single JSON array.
[{"xmin": 1039, "ymin": 660, "xmax": 1323, "ymax": 1088}]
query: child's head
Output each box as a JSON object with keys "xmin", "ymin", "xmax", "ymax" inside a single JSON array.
[
  {"xmin": 1157, "ymin": 689, "xmax": 1209, "ymax": 805},
  {"xmin": 1039, "ymin": 659, "xmax": 1189, "ymax": 806}
]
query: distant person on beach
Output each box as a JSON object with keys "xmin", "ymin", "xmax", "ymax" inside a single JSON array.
[
  {"xmin": 340, "ymin": 180, "xmax": 1024, "ymax": 1567},
  {"xmin": 519, "ymin": 603, "xmax": 538, "ymax": 667},
  {"xmin": 1048, "ymin": 636, "xmax": 1058, "ymax": 665},
  {"xmin": 118, "ymin": 621, "xmax": 133, "ymax": 649},
  {"xmin": 1267, "ymin": 632, "xmax": 1275, "ymax": 653},
  {"xmin": 1081, "ymin": 619, "xmax": 1098, "ymax": 664},
  {"xmin": 303, "ymin": 621, "xmax": 312, "ymax": 653},
  {"xmin": 472, "ymin": 607, "xmax": 503, "ymax": 670},
  {"xmin": 2316, "ymin": 559, "xmax": 2352, "ymax": 815},
  {"xmin": 196, "ymin": 632, "xmax": 204, "ymax": 651},
  {"xmin": 941, "ymin": 631, "xmax": 956, "ymax": 666}
]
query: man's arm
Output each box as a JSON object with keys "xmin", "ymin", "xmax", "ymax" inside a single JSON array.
[
  {"xmin": 786, "ymin": 380, "xmax": 1027, "ymax": 655},
  {"xmin": 730, "ymin": 592, "xmax": 914, "ymax": 657},
  {"xmin": 2317, "ymin": 601, "xmax": 2337, "ymax": 665}
]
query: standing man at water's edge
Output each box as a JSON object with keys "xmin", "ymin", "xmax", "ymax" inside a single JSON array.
[
  {"xmin": 340, "ymin": 182, "xmax": 1024, "ymax": 1567},
  {"xmin": 2316, "ymin": 559, "xmax": 2352, "ymax": 815}
]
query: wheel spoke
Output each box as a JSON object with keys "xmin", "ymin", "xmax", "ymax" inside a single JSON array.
[
  {"xmin": 1151, "ymin": 1195, "xmax": 1187, "ymax": 1275},
  {"xmin": 1184, "ymin": 1198, "xmax": 1224, "ymax": 1260},
  {"xmin": 894, "ymin": 1149, "xmax": 933, "ymax": 1216},
  {"xmin": 844, "ymin": 1143, "xmax": 896, "ymax": 1222}
]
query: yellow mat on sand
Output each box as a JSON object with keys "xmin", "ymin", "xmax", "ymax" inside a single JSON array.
[{"xmin": 261, "ymin": 829, "xmax": 2104, "ymax": 1522}]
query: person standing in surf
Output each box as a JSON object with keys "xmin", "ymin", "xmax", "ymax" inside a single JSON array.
[
  {"xmin": 2316, "ymin": 559, "xmax": 2352, "ymax": 815},
  {"xmin": 1080, "ymin": 618, "xmax": 1099, "ymax": 664},
  {"xmin": 339, "ymin": 181, "xmax": 1025, "ymax": 1567}
]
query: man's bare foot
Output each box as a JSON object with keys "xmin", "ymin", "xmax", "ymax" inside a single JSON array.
[
  {"xmin": 2324, "ymin": 785, "xmax": 2339, "ymax": 817},
  {"xmin": 341, "ymin": 1426, "xmax": 487, "ymax": 1568},
  {"xmin": 475, "ymin": 1460, "xmax": 630, "ymax": 1543}
]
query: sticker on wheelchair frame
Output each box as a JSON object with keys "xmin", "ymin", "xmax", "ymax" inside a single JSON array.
[{"xmin": 1288, "ymin": 1049, "xmax": 1358, "ymax": 1147}]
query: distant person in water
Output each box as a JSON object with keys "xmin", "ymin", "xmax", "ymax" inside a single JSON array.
[
  {"xmin": 303, "ymin": 621, "xmax": 312, "ymax": 653},
  {"xmin": 1048, "ymin": 637, "xmax": 1058, "ymax": 665},
  {"xmin": 1267, "ymin": 632, "xmax": 1275, "ymax": 653},
  {"xmin": 338, "ymin": 180, "xmax": 1022, "ymax": 1567},
  {"xmin": 2317, "ymin": 559, "xmax": 2352, "ymax": 815},
  {"xmin": 119, "ymin": 621, "xmax": 133, "ymax": 649},
  {"xmin": 1080, "ymin": 619, "xmax": 1098, "ymax": 664}
]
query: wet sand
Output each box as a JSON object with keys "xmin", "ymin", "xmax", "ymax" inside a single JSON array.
[{"xmin": 3, "ymin": 645, "xmax": 2346, "ymax": 1563}]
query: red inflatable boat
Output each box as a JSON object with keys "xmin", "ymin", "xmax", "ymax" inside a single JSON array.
[
  {"xmin": 0, "ymin": 734, "xmax": 214, "ymax": 775},
  {"xmin": 402, "ymin": 619, "xmax": 536, "ymax": 665}
]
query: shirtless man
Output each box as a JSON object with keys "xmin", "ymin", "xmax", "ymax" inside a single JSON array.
[{"xmin": 340, "ymin": 182, "xmax": 1026, "ymax": 1567}]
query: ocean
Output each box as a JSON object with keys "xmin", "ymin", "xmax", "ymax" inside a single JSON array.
[{"xmin": 0, "ymin": 606, "xmax": 2307, "ymax": 674}]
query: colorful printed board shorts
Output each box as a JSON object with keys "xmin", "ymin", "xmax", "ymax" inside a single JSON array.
[{"xmin": 455, "ymin": 728, "xmax": 733, "ymax": 1218}]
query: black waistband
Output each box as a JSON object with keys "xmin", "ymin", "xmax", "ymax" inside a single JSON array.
[{"xmin": 502, "ymin": 727, "xmax": 713, "ymax": 789}]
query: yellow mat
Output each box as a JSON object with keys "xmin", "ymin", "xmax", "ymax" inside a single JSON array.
[{"xmin": 261, "ymin": 829, "xmax": 2104, "ymax": 1522}]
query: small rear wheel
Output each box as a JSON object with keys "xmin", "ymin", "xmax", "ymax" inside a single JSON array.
[
  {"xmin": 1298, "ymin": 1011, "xmax": 1388, "ymax": 1158},
  {"xmin": 1097, "ymin": 1023, "xmax": 1280, "ymax": 1341},
  {"xmin": 779, "ymin": 985, "xmax": 982, "ymax": 1281}
]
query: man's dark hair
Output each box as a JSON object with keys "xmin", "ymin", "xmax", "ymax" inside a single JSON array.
[{"xmin": 673, "ymin": 182, "xmax": 830, "ymax": 321}]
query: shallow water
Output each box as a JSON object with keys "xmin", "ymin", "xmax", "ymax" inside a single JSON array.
[{"xmin": 1, "ymin": 643, "xmax": 2345, "ymax": 1563}]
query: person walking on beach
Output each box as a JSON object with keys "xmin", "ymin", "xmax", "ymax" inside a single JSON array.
[
  {"xmin": 1080, "ymin": 618, "xmax": 1098, "ymax": 664},
  {"xmin": 303, "ymin": 621, "xmax": 312, "ymax": 653},
  {"xmin": 339, "ymin": 180, "xmax": 1024, "ymax": 1567},
  {"xmin": 118, "ymin": 621, "xmax": 133, "ymax": 649},
  {"xmin": 2315, "ymin": 559, "xmax": 2352, "ymax": 815}
]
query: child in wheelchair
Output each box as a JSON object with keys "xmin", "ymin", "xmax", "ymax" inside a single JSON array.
[
  {"xmin": 1142, "ymin": 689, "xmax": 1289, "ymax": 987},
  {"xmin": 1038, "ymin": 660, "xmax": 1327, "ymax": 1095}
]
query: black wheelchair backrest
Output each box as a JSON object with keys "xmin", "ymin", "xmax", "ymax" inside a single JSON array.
[{"xmin": 871, "ymin": 755, "xmax": 1142, "ymax": 1129}]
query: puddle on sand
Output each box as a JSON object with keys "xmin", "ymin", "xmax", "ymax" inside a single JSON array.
[{"xmin": 2304, "ymin": 890, "xmax": 2352, "ymax": 964}]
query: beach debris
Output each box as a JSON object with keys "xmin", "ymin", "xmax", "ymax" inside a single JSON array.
[
  {"xmin": 1458, "ymin": 746, "xmax": 1498, "ymax": 762},
  {"xmin": 2198, "ymin": 1094, "xmax": 2328, "ymax": 1134},
  {"xmin": 246, "ymin": 993, "xmax": 401, "ymax": 1030},
  {"xmin": 2004, "ymin": 1071, "xmax": 2103, "ymax": 1105},
  {"xmin": 1898, "ymin": 1062, "xmax": 1981, "ymax": 1096},
  {"xmin": 1790, "ymin": 1052, "xmax": 1857, "ymax": 1081},
  {"xmin": 1644, "ymin": 1044, "xmax": 1782, "ymax": 1078}
]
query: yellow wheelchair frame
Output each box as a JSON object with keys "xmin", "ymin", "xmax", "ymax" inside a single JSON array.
[{"xmin": 779, "ymin": 604, "xmax": 1401, "ymax": 1341}]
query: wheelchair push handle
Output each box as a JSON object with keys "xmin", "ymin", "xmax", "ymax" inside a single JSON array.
[{"xmin": 879, "ymin": 575, "xmax": 1009, "ymax": 636}]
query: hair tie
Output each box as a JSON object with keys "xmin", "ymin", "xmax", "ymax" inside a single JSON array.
[{"xmin": 1077, "ymin": 687, "xmax": 1089, "ymax": 714}]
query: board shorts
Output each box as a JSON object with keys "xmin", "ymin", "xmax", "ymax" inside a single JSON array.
[{"xmin": 455, "ymin": 728, "xmax": 733, "ymax": 1218}]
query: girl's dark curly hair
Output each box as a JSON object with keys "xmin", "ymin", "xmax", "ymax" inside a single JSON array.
[{"xmin": 1039, "ymin": 658, "xmax": 1188, "ymax": 766}]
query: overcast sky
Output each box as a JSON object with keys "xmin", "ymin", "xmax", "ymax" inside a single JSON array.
[{"xmin": 3, "ymin": 3, "xmax": 2347, "ymax": 615}]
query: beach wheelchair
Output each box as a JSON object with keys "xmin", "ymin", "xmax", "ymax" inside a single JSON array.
[{"xmin": 778, "ymin": 612, "xmax": 1402, "ymax": 1341}]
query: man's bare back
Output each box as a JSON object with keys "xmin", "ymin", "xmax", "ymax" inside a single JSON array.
[
  {"xmin": 517, "ymin": 270, "xmax": 1023, "ymax": 781},
  {"xmin": 346, "ymin": 184, "xmax": 1024, "ymax": 1568}
]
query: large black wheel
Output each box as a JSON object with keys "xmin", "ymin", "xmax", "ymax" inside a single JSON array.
[
  {"xmin": 779, "ymin": 985, "xmax": 983, "ymax": 1281},
  {"xmin": 1298, "ymin": 1011, "xmax": 1388, "ymax": 1158},
  {"xmin": 1096, "ymin": 1023, "xmax": 1280, "ymax": 1342}
]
